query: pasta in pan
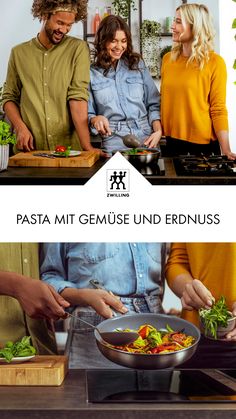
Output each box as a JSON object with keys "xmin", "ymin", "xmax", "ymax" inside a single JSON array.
[{"xmin": 112, "ymin": 324, "xmax": 195, "ymax": 354}]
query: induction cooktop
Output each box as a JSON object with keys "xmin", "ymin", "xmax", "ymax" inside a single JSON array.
[
  {"xmin": 131, "ymin": 158, "xmax": 165, "ymax": 176},
  {"xmin": 86, "ymin": 369, "xmax": 236, "ymax": 403}
]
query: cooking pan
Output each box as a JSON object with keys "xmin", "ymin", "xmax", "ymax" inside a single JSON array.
[
  {"xmin": 113, "ymin": 148, "xmax": 160, "ymax": 166},
  {"xmin": 95, "ymin": 313, "xmax": 200, "ymax": 370}
]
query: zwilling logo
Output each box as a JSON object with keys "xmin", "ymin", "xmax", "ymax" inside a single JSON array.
[{"xmin": 106, "ymin": 169, "xmax": 130, "ymax": 197}]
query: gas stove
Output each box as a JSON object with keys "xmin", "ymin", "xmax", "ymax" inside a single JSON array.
[
  {"xmin": 86, "ymin": 369, "xmax": 236, "ymax": 403},
  {"xmin": 174, "ymin": 155, "xmax": 236, "ymax": 176}
]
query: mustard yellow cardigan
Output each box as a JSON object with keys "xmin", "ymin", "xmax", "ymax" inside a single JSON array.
[
  {"xmin": 161, "ymin": 52, "xmax": 228, "ymax": 144},
  {"xmin": 165, "ymin": 243, "xmax": 236, "ymax": 326}
]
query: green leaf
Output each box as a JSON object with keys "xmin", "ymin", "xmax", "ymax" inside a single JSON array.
[
  {"xmin": 233, "ymin": 59, "xmax": 236, "ymax": 70},
  {"xmin": 0, "ymin": 336, "xmax": 36, "ymax": 362},
  {"xmin": 0, "ymin": 120, "xmax": 16, "ymax": 145},
  {"xmin": 233, "ymin": 18, "xmax": 236, "ymax": 29},
  {"xmin": 199, "ymin": 296, "xmax": 231, "ymax": 339}
]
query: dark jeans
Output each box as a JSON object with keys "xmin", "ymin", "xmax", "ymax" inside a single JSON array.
[{"xmin": 166, "ymin": 136, "xmax": 221, "ymax": 157}]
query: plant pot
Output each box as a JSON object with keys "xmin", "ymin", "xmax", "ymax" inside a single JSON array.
[{"xmin": 0, "ymin": 144, "xmax": 9, "ymax": 171}]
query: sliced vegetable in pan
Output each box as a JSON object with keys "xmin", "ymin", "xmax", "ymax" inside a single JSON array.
[
  {"xmin": 111, "ymin": 324, "xmax": 195, "ymax": 354},
  {"xmin": 122, "ymin": 148, "xmax": 154, "ymax": 155}
]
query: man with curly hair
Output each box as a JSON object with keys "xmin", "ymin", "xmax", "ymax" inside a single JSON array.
[{"xmin": 2, "ymin": 0, "xmax": 99, "ymax": 153}]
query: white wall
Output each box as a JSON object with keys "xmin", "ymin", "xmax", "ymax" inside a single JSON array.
[{"xmin": 1, "ymin": 0, "xmax": 39, "ymax": 84}]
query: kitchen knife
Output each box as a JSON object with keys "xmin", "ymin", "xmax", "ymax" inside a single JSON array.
[{"xmin": 33, "ymin": 153, "xmax": 56, "ymax": 159}]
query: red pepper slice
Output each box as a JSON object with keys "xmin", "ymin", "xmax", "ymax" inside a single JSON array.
[
  {"xmin": 138, "ymin": 325, "xmax": 149, "ymax": 339},
  {"xmin": 150, "ymin": 344, "xmax": 178, "ymax": 354},
  {"xmin": 55, "ymin": 145, "xmax": 67, "ymax": 152}
]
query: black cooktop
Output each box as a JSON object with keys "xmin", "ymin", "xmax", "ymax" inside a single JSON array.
[
  {"xmin": 86, "ymin": 369, "xmax": 236, "ymax": 403},
  {"xmin": 132, "ymin": 158, "xmax": 165, "ymax": 176},
  {"xmin": 174, "ymin": 155, "xmax": 236, "ymax": 176}
]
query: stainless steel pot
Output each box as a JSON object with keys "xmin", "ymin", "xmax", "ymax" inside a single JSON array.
[
  {"xmin": 95, "ymin": 313, "xmax": 200, "ymax": 370},
  {"xmin": 115, "ymin": 148, "xmax": 160, "ymax": 165}
]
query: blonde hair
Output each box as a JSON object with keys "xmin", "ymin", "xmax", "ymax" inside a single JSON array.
[{"xmin": 171, "ymin": 3, "xmax": 215, "ymax": 69}]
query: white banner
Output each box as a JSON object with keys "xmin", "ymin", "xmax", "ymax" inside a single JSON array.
[{"xmin": 0, "ymin": 153, "xmax": 235, "ymax": 242}]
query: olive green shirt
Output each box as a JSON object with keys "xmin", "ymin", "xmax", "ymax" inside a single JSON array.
[
  {"xmin": 2, "ymin": 36, "xmax": 90, "ymax": 151},
  {"xmin": 0, "ymin": 243, "xmax": 57, "ymax": 354}
]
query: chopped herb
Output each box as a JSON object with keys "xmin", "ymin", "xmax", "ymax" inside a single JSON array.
[{"xmin": 199, "ymin": 296, "xmax": 232, "ymax": 339}]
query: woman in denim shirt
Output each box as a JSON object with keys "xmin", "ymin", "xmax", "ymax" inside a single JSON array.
[
  {"xmin": 40, "ymin": 243, "xmax": 166, "ymax": 368},
  {"xmin": 88, "ymin": 15, "xmax": 162, "ymax": 153}
]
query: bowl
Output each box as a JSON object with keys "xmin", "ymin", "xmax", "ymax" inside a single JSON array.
[{"xmin": 199, "ymin": 311, "xmax": 236, "ymax": 340}]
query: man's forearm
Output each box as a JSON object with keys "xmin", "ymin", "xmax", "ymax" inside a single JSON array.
[
  {"xmin": 69, "ymin": 100, "xmax": 93, "ymax": 151},
  {"xmin": 0, "ymin": 271, "xmax": 27, "ymax": 298},
  {"xmin": 3, "ymin": 101, "xmax": 26, "ymax": 131}
]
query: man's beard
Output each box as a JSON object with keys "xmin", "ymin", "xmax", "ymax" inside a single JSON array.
[{"xmin": 45, "ymin": 24, "xmax": 64, "ymax": 44}]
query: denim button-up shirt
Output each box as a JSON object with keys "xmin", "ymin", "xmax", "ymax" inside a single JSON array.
[
  {"xmin": 40, "ymin": 243, "xmax": 166, "ymax": 298},
  {"xmin": 88, "ymin": 60, "xmax": 160, "ymax": 127}
]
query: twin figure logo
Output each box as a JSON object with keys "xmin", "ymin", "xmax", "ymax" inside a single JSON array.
[{"xmin": 109, "ymin": 170, "xmax": 127, "ymax": 190}]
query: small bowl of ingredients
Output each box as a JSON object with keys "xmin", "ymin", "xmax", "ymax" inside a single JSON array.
[{"xmin": 199, "ymin": 296, "xmax": 235, "ymax": 340}]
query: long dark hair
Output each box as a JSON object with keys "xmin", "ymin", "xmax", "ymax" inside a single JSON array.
[{"xmin": 93, "ymin": 15, "xmax": 141, "ymax": 72}]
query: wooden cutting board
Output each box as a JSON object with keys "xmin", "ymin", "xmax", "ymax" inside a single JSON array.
[
  {"xmin": 0, "ymin": 355, "xmax": 68, "ymax": 386},
  {"xmin": 8, "ymin": 150, "xmax": 100, "ymax": 168}
]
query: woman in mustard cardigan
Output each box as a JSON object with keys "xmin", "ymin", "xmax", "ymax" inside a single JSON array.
[
  {"xmin": 165, "ymin": 243, "xmax": 236, "ymax": 368},
  {"xmin": 161, "ymin": 3, "xmax": 236, "ymax": 159}
]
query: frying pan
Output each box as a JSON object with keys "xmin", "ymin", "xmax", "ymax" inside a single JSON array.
[
  {"xmin": 113, "ymin": 148, "xmax": 160, "ymax": 166},
  {"xmin": 95, "ymin": 313, "xmax": 200, "ymax": 370}
]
